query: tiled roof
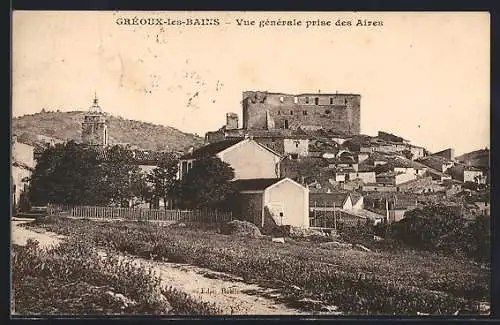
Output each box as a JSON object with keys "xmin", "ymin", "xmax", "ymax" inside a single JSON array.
[
  {"xmin": 377, "ymin": 131, "xmax": 409, "ymax": 143},
  {"xmin": 181, "ymin": 139, "xmax": 242, "ymax": 159},
  {"xmin": 357, "ymin": 163, "xmax": 375, "ymax": 172},
  {"xmin": 310, "ymin": 192, "xmax": 350, "ymax": 207},
  {"xmin": 232, "ymin": 178, "xmax": 282, "ymax": 191},
  {"xmin": 377, "ymin": 171, "xmax": 400, "ymax": 177},
  {"xmin": 350, "ymin": 193, "xmax": 362, "ymax": 205}
]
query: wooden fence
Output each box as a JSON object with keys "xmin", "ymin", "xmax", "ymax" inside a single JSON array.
[
  {"xmin": 47, "ymin": 204, "xmax": 233, "ymax": 223},
  {"xmin": 309, "ymin": 209, "xmax": 370, "ymax": 228}
]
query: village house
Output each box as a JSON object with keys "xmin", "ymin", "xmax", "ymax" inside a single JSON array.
[
  {"xmin": 469, "ymin": 201, "xmax": 490, "ymax": 216},
  {"xmin": 396, "ymin": 176, "xmax": 446, "ymax": 194},
  {"xmin": 364, "ymin": 193, "xmax": 418, "ymax": 223},
  {"xmin": 357, "ymin": 152, "xmax": 369, "ymax": 163},
  {"xmin": 178, "ymin": 138, "xmax": 283, "ymax": 181},
  {"xmin": 370, "ymin": 152, "xmax": 390, "ymax": 167},
  {"xmin": 11, "ymin": 136, "xmax": 36, "ymax": 211},
  {"xmin": 387, "ymin": 198, "xmax": 418, "ymax": 223},
  {"xmin": 348, "ymin": 170, "xmax": 377, "ymax": 184},
  {"xmin": 430, "ymin": 148, "xmax": 455, "ymax": 161},
  {"xmin": 310, "ymin": 192, "xmax": 354, "ymax": 210},
  {"xmin": 361, "ymin": 183, "xmax": 397, "ymax": 192},
  {"xmin": 232, "ymin": 177, "xmax": 309, "ymax": 229},
  {"xmin": 442, "ymin": 179, "xmax": 463, "ymax": 196},
  {"xmin": 376, "ymin": 171, "xmax": 417, "ymax": 186},
  {"xmin": 446, "ymin": 164, "xmax": 487, "ymax": 184},
  {"xmin": 328, "ymin": 159, "xmax": 359, "ymax": 172},
  {"xmin": 424, "ymin": 168, "xmax": 453, "ymax": 182},
  {"xmin": 417, "ymin": 156, "xmax": 455, "ymax": 173}
]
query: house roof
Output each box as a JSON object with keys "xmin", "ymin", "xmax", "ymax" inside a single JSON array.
[
  {"xmin": 373, "ymin": 157, "xmax": 428, "ymax": 174},
  {"xmin": 377, "ymin": 171, "xmax": 400, "ymax": 178},
  {"xmin": 350, "ymin": 193, "xmax": 362, "ymax": 205},
  {"xmin": 357, "ymin": 163, "xmax": 375, "ymax": 172},
  {"xmin": 181, "ymin": 139, "xmax": 242, "ymax": 159},
  {"xmin": 377, "ymin": 131, "xmax": 409, "ymax": 143},
  {"xmin": 310, "ymin": 192, "xmax": 351, "ymax": 207},
  {"xmin": 417, "ymin": 155, "xmax": 454, "ymax": 167},
  {"xmin": 232, "ymin": 178, "xmax": 283, "ymax": 192},
  {"xmin": 182, "ymin": 138, "xmax": 283, "ymax": 160}
]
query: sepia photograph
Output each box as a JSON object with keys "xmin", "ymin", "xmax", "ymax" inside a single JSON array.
[{"xmin": 11, "ymin": 11, "xmax": 491, "ymax": 317}]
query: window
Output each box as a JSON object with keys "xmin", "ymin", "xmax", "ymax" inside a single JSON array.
[
  {"xmin": 294, "ymin": 97, "xmax": 298, "ymax": 104},
  {"xmin": 284, "ymin": 120, "xmax": 289, "ymax": 129},
  {"xmin": 325, "ymin": 109, "xmax": 331, "ymax": 114},
  {"xmin": 280, "ymin": 96, "xmax": 284, "ymax": 103},
  {"xmin": 305, "ymin": 97, "xmax": 309, "ymax": 104},
  {"xmin": 345, "ymin": 98, "xmax": 348, "ymax": 104},
  {"xmin": 290, "ymin": 110, "xmax": 293, "ymax": 115},
  {"xmin": 315, "ymin": 97, "xmax": 319, "ymax": 105},
  {"xmin": 330, "ymin": 98, "xmax": 333, "ymax": 105},
  {"xmin": 277, "ymin": 110, "xmax": 281, "ymax": 115},
  {"xmin": 302, "ymin": 110, "xmax": 307, "ymax": 115}
]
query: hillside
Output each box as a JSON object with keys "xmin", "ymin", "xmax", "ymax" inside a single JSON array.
[
  {"xmin": 455, "ymin": 149, "xmax": 490, "ymax": 169},
  {"xmin": 12, "ymin": 110, "xmax": 205, "ymax": 152}
]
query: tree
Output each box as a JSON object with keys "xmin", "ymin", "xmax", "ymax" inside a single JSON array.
[
  {"xmin": 28, "ymin": 141, "xmax": 107, "ymax": 206},
  {"xmin": 99, "ymin": 145, "xmax": 143, "ymax": 207},
  {"xmin": 176, "ymin": 156, "xmax": 235, "ymax": 210},
  {"xmin": 146, "ymin": 153, "xmax": 179, "ymax": 211},
  {"xmin": 130, "ymin": 171, "xmax": 152, "ymax": 208},
  {"xmin": 402, "ymin": 149, "xmax": 414, "ymax": 160}
]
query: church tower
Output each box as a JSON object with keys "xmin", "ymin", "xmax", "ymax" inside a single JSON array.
[{"xmin": 81, "ymin": 93, "xmax": 108, "ymax": 146}]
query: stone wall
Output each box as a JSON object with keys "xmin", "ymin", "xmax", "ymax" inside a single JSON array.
[{"xmin": 242, "ymin": 91, "xmax": 360, "ymax": 134}]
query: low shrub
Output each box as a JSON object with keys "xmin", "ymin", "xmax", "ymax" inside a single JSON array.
[
  {"xmin": 27, "ymin": 218, "xmax": 490, "ymax": 315},
  {"xmin": 12, "ymin": 238, "xmax": 222, "ymax": 315},
  {"xmin": 219, "ymin": 220, "xmax": 262, "ymax": 238},
  {"xmin": 388, "ymin": 205, "xmax": 490, "ymax": 263}
]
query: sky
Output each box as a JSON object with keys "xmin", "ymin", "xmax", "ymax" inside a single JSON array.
[{"xmin": 12, "ymin": 11, "xmax": 490, "ymax": 156}]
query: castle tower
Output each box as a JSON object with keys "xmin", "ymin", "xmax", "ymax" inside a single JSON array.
[{"xmin": 81, "ymin": 93, "xmax": 108, "ymax": 146}]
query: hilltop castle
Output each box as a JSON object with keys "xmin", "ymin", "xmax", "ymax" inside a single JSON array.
[
  {"xmin": 241, "ymin": 90, "xmax": 360, "ymax": 133},
  {"xmin": 205, "ymin": 90, "xmax": 361, "ymax": 145}
]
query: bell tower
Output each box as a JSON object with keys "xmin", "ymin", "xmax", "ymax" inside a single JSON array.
[{"xmin": 81, "ymin": 93, "xmax": 108, "ymax": 146}]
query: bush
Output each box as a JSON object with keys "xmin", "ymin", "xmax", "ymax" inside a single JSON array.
[
  {"xmin": 388, "ymin": 205, "xmax": 490, "ymax": 262},
  {"xmin": 219, "ymin": 220, "xmax": 262, "ymax": 238}
]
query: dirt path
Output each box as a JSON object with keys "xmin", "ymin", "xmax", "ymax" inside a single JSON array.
[
  {"xmin": 11, "ymin": 219, "xmax": 66, "ymax": 248},
  {"xmin": 11, "ymin": 220, "xmax": 315, "ymax": 315}
]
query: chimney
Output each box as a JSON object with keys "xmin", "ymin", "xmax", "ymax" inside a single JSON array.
[{"xmin": 226, "ymin": 112, "xmax": 239, "ymax": 130}]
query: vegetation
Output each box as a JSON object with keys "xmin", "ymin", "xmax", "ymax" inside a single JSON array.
[
  {"xmin": 146, "ymin": 154, "xmax": 179, "ymax": 210},
  {"xmin": 402, "ymin": 149, "xmax": 414, "ymax": 160},
  {"xmin": 176, "ymin": 156, "xmax": 236, "ymax": 210},
  {"xmin": 388, "ymin": 205, "xmax": 490, "ymax": 263},
  {"xmin": 27, "ymin": 218, "xmax": 490, "ymax": 315},
  {"xmin": 12, "ymin": 239, "xmax": 222, "ymax": 315},
  {"xmin": 12, "ymin": 110, "xmax": 204, "ymax": 152},
  {"xmin": 455, "ymin": 148, "xmax": 490, "ymax": 169},
  {"xmin": 28, "ymin": 142, "xmax": 147, "ymax": 207},
  {"xmin": 27, "ymin": 142, "xmax": 237, "ymax": 212}
]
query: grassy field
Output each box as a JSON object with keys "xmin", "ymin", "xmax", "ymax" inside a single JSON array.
[
  {"xmin": 25, "ymin": 217, "xmax": 490, "ymax": 315},
  {"xmin": 11, "ymin": 237, "xmax": 222, "ymax": 315}
]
